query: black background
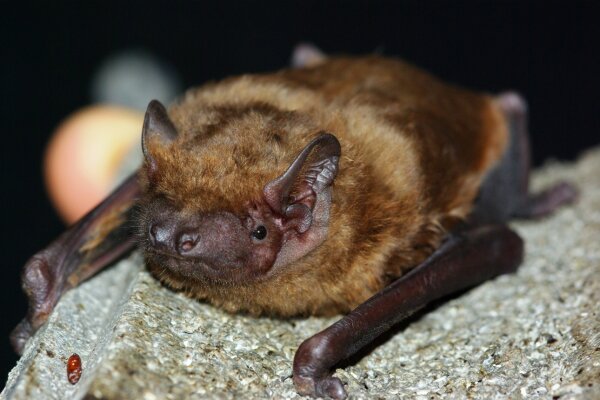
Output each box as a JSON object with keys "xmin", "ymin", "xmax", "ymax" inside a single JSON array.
[{"xmin": 1, "ymin": 1, "xmax": 598, "ymax": 385}]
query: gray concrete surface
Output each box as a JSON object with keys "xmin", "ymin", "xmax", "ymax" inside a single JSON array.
[{"xmin": 2, "ymin": 147, "xmax": 599, "ymax": 399}]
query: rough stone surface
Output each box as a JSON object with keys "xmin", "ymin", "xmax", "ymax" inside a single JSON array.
[{"xmin": 2, "ymin": 148, "xmax": 599, "ymax": 400}]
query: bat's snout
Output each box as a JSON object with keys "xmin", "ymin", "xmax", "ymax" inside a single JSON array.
[
  {"xmin": 147, "ymin": 212, "xmax": 252, "ymax": 269},
  {"xmin": 148, "ymin": 221, "xmax": 179, "ymax": 254}
]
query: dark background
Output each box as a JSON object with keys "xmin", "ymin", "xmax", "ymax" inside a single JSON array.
[{"xmin": 1, "ymin": 1, "xmax": 598, "ymax": 385}]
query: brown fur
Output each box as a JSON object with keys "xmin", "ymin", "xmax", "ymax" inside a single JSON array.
[{"xmin": 142, "ymin": 56, "xmax": 508, "ymax": 317}]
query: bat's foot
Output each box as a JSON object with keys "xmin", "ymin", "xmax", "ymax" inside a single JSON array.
[
  {"xmin": 293, "ymin": 374, "xmax": 347, "ymax": 400},
  {"xmin": 514, "ymin": 180, "xmax": 579, "ymax": 219}
]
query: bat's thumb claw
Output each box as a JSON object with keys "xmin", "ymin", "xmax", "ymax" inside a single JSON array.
[
  {"xmin": 10, "ymin": 318, "xmax": 33, "ymax": 355},
  {"xmin": 319, "ymin": 376, "xmax": 347, "ymax": 400},
  {"xmin": 293, "ymin": 374, "xmax": 347, "ymax": 399}
]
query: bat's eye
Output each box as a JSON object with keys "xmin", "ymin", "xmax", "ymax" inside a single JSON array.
[{"xmin": 251, "ymin": 225, "xmax": 267, "ymax": 241}]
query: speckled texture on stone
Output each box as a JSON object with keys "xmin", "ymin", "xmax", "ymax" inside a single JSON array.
[
  {"xmin": 1, "ymin": 258, "xmax": 143, "ymax": 399},
  {"xmin": 2, "ymin": 148, "xmax": 599, "ymax": 400}
]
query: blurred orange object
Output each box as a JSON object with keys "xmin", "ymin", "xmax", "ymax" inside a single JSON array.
[{"xmin": 45, "ymin": 106, "xmax": 143, "ymax": 224}]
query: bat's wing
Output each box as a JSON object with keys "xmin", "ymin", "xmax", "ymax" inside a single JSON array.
[
  {"xmin": 469, "ymin": 92, "xmax": 578, "ymax": 225},
  {"xmin": 291, "ymin": 43, "xmax": 327, "ymax": 68},
  {"xmin": 11, "ymin": 173, "xmax": 141, "ymax": 354}
]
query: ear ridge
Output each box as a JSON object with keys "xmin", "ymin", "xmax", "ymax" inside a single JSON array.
[
  {"xmin": 304, "ymin": 156, "xmax": 339, "ymax": 194},
  {"xmin": 264, "ymin": 133, "xmax": 341, "ymax": 214}
]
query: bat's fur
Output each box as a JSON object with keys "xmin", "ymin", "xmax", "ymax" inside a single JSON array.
[{"xmin": 140, "ymin": 56, "xmax": 508, "ymax": 317}]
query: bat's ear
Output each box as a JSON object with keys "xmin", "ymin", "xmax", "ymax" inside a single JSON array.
[
  {"xmin": 264, "ymin": 133, "xmax": 340, "ymax": 232},
  {"xmin": 141, "ymin": 100, "xmax": 179, "ymax": 176}
]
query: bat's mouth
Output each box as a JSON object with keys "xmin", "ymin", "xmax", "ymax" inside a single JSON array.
[
  {"xmin": 144, "ymin": 247, "xmax": 261, "ymax": 286},
  {"xmin": 146, "ymin": 247, "xmax": 188, "ymax": 261}
]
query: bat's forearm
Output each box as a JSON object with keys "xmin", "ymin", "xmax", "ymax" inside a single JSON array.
[{"xmin": 293, "ymin": 225, "xmax": 523, "ymax": 399}]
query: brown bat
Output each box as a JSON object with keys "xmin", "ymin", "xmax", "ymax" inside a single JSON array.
[{"xmin": 11, "ymin": 47, "xmax": 577, "ymax": 399}]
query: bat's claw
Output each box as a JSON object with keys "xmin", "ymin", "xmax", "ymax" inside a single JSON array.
[
  {"xmin": 545, "ymin": 181, "xmax": 579, "ymax": 207},
  {"xmin": 10, "ymin": 318, "xmax": 33, "ymax": 355},
  {"xmin": 293, "ymin": 374, "xmax": 347, "ymax": 399}
]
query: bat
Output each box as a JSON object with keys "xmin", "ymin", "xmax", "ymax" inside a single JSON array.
[{"xmin": 11, "ymin": 46, "xmax": 577, "ymax": 399}]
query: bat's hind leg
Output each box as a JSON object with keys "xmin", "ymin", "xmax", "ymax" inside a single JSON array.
[{"xmin": 470, "ymin": 92, "xmax": 578, "ymax": 225}]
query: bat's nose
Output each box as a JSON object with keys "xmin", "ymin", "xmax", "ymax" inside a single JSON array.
[
  {"xmin": 149, "ymin": 222, "xmax": 201, "ymax": 256},
  {"xmin": 177, "ymin": 231, "xmax": 200, "ymax": 255},
  {"xmin": 149, "ymin": 222, "xmax": 175, "ymax": 250},
  {"xmin": 148, "ymin": 212, "xmax": 250, "ymax": 266}
]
